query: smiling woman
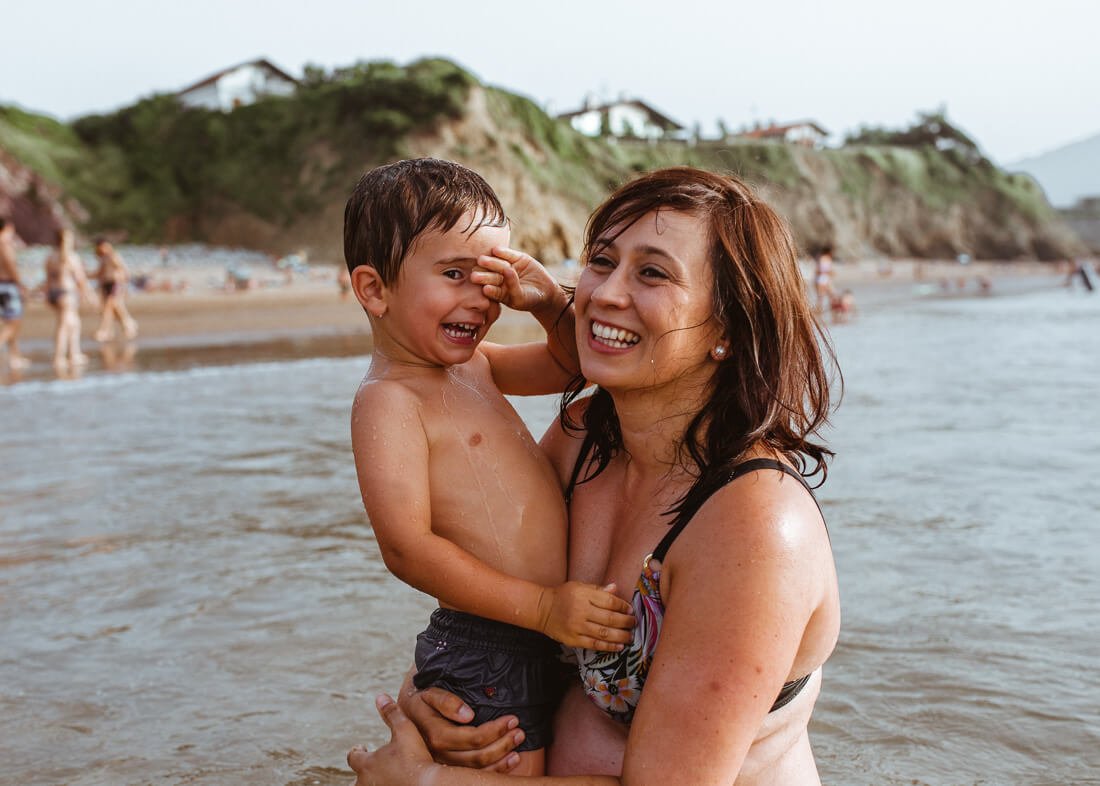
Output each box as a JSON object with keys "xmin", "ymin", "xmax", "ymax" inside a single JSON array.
[{"xmin": 351, "ymin": 166, "xmax": 841, "ymax": 786}]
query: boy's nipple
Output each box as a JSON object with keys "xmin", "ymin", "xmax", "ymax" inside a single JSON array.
[{"xmin": 468, "ymin": 433, "xmax": 483, "ymax": 447}]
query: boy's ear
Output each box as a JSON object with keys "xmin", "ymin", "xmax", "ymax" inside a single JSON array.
[{"xmin": 350, "ymin": 265, "xmax": 388, "ymax": 318}]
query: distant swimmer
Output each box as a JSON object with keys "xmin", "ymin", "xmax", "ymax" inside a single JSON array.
[
  {"xmin": 814, "ymin": 244, "xmax": 836, "ymax": 313},
  {"xmin": 43, "ymin": 228, "xmax": 97, "ymax": 370},
  {"xmin": 92, "ymin": 239, "xmax": 139, "ymax": 341},
  {"xmin": 830, "ymin": 288, "xmax": 857, "ymax": 323},
  {"xmin": 0, "ymin": 217, "xmax": 30, "ymax": 370}
]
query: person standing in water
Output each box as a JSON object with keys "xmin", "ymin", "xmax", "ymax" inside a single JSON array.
[
  {"xmin": 0, "ymin": 218, "xmax": 30, "ymax": 370},
  {"xmin": 92, "ymin": 239, "xmax": 138, "ymax": 341},
  {"xmin": 44, "ymin": 228, "xmax": 96, "ymax": 369}
]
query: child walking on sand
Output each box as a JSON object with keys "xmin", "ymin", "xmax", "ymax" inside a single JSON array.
[{"xmin": 346, "ymin": 159, "xmax": 633, "ymax": 776}]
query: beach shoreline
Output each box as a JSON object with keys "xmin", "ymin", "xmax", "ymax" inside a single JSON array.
[{"xmin": 6, "ymin": 251, "xmax": 1071, "ymax": 360}]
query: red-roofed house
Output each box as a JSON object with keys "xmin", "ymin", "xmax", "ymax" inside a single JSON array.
[
  {"xmin": 177, "ymin": 58, "xmax": 298, "ymax": 111},
  {"xmin": 557, "ymin": 97, "xmax": 685, "ymax": 141},
  {"xmin": 739, "ymin": 121, "xmax": 829, "ymax": 148}
]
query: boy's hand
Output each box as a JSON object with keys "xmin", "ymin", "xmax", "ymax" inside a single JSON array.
[
  {"xmin": 536, "ymin": 581, "xmax": 635, "ymax": 651},
  {"xmin": 474, "ymin": 247, "xmax": 562, "ymax": 314}
]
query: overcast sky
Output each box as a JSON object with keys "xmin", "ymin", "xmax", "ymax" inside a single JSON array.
[{"xmin": 2, "ymin": 0, "xmax": 1095, "ymax": 164}]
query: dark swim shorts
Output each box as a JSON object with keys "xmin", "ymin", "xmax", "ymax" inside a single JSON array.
[
  {"xmin": 413, "ymin": 608, "xmax": 568, "ymax": 752},
  {"xmin": 0, "ymin": 282, "xmax": 22, "ymax": 321}
]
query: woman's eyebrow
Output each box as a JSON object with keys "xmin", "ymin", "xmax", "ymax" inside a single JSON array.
[{"xmin": 635, "ymin": 244, "xmax": 679, "ymax": 264}]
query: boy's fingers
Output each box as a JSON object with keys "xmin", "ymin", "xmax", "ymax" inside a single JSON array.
[
  {"xmin": 587, "ymin": 622, "xmax": 632, "ymax": 645},
  {"xmin": 597, "ymin": 609, "xmax": 636, "ymax": 630},
  {"xmin": 578, "ymin": 635, "xmax": 626, "ymax": 652}
]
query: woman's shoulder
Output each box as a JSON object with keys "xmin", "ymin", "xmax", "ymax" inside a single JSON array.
[{"xmin": 679, "ymin": 458, "xmax": 828, "ymax": 566}]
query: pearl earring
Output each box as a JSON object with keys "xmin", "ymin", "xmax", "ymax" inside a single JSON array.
[{"xmin": 711, "ymin": 345, "xmax": 727, "ymax": 360}]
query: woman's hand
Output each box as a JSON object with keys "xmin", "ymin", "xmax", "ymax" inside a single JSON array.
[
  {"xmin": 348, "ymin": 694, "xmax": 439, "ymax": 786},
  {"xmin": 398, "ymin": 683, "xmax": 526, "ymax": 771}
]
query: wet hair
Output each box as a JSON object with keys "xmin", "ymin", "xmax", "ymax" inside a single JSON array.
[
  {"xmin": 0, "ymin": 217, "xmax": 8, "ymax": 231},
  {"xmin": 343, "ymin": 158, "xmax": 506, "ymax": 285},
  {"xmin": 562, "ymin": 167, "xmax": 839, "ymax": 525}
]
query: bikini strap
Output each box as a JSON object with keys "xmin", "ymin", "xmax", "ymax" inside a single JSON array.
[{"xmin": 651, "ymin": 458, "xmax": 824, "ymax": 562}]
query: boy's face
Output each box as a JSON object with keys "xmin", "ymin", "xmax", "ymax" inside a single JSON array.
[{"xmin": 375, "ymin": 214, "xmax": 510, "ymax": 368}]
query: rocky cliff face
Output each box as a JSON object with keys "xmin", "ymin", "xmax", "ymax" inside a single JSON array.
[
  {"xmin": 0, "ymin": 148, "xmax": 86, "ymax": 244},
  {"xmin": 0, "ymin": 75, "xmax": 1085, "ymax": 263}
]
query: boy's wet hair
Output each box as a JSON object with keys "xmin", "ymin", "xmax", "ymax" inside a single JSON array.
[{"xmin": 343, "ymin": 158, "xmax": 506, "ymax": 285}]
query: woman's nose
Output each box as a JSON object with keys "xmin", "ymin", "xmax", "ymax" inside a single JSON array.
[{"xmin": 590, "ymin": 267, "xmax": 630, "ymax": 308}]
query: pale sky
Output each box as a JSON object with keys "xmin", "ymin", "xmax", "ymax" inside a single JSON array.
[{"xmin": 2, "ymin": 0, "xmax": 1095, "ymax": 164}]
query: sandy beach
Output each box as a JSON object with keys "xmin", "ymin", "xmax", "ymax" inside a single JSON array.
[{"xmin": 7, "ymin": 247, "xmax": 1071, "ymax": 362}]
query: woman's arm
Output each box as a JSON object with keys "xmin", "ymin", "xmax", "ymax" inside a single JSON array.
[
  {"xmin": 353, "ymin": 470, "xmax": 827, "ymax": 786},
  {"xmin": 349, "ymin": 695, "xmax": 619, "ymax": 786}
]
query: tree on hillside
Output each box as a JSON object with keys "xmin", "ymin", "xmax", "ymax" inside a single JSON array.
[{"xmin": 845, "ymin": 111, "xmax": 989, "ymax": 166}]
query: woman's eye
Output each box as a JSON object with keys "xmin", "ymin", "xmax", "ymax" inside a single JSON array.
[
  {"xmin": 588, "ymin": 255, "xmax": 614, "ymax": 269},
  {"xmin": 640, "ymin": 266, "xmax": 668, "ymax": 280}
]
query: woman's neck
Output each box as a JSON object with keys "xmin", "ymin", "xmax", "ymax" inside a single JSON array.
[{"xmin": 609, "ymin": 378, "xmax": 710, "ymax": 476}]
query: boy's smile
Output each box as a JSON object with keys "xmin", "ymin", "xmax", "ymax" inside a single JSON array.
[{"xmin": 372, "ymin": 214, "xmax": 511, "ymax": 369}]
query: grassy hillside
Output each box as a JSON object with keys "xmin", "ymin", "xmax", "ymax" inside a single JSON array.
[{"xmin": 0, "ymin": 60, "xmax": 1083, "ymax": 260}]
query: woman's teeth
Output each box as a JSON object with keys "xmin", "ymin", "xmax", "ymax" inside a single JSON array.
[{"xmin": 591, "ymin": 321, "xmax": 640, "ymax": 349}]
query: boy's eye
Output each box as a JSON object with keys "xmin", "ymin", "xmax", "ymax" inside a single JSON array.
[
  {"xmin": 588, "ymin": 255, "xmax": 614, "ymax": 269},
  {"xmin": 442, "ymin": 269, "xmax": 464, "ymax": 281}
]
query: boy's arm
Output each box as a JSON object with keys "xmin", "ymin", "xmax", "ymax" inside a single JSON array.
[
  {"xmin": 352, "ymin": 382, "xmax": 629, "ymax": 649},
  {"xmin": 475, "ymin": 248, "xmax": 579, "ymax": 396}
]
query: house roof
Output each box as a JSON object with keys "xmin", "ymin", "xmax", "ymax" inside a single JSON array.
[
  {"xmin": 557, "ymin": 98, "xmax": 684, "ymax": 131},
  {"xmin": 740, "ymin": 120, "xmax": 829, "ymax": 139},
  {"xmin": 177, "ymin": 58, "xmax": 299, "ymax": 96}
]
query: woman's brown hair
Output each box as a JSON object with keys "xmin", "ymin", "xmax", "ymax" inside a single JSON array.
[{"xmin": 562, "ymin": 167, "xmax": 839, "ymax": 524}]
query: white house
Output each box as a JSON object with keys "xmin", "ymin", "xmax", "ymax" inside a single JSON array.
[
  {"xmin": 738, "ymin": 121, "xmax": 829, "ymax": 148},
  {"xmin": 557, "ymin": 97, "xmax": 684, "ymax": 141},
  {"xmin": 177, "ymin": 59, "xmax": 298, "ymax": 111}
]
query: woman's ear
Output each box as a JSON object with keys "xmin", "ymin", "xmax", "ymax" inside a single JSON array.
[{"xmin": 351, "ymin": 265, "xmax": 388, "ymax": 318}]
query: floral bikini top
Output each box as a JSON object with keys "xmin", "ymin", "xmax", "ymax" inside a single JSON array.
[{"xmin": 565, "ymin": 453, "xmax": 821, "ymax": 725}]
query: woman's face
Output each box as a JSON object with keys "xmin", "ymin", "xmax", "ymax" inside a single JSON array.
[{"xmin": 575, "ymin": 209, "xmax": 723, "ymax": 394}]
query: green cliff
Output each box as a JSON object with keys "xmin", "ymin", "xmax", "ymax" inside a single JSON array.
[{"xmin": 0, "ymin": 59, "xmax": 1084, "ymax": 261}]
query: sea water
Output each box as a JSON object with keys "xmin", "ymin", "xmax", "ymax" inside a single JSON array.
[{"xmin": 1, "ymin": 284, "xmax": 1097, "ymax": 785}]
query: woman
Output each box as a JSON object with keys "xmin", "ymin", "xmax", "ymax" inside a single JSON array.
[
  {"xmin": 350, "ymin": 167, "xmax": 841, "ymax": 785},
  {"xmin": 92, "ymin": 239, "xmax": 139, "ymax": 341},
  {"xmin": 44, "ymin": 228, "xmax": 96, "ymax": 369}
]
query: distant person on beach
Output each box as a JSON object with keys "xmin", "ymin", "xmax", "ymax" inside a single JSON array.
[
  {"xmin": 813, "ymin": 245, "xmax": 836, "ymax": 312},
  {"xmin": 350, "ymin": 167, "xmax": 840, "ymax": 786},
  {"xmin": 337, "ymin": 266, "xmax": 352, "ymax": 300},
  {"xmin": 830, "ymin": 288, "xmax": 857, "ymax": 323},
  {"xmin": 44, "ymin": 228, "xmax": 96, "ymax": 369},
  {"xmin": 92, "ymin": 240, "xmax": 139, "ymax": 342},
  {"xmin": 0, "ymin": 218, "xmax": 30, "ymax": 369},
  {"xmin": 345, "ymin": 159, "xmax": 633, "ymax": 776}
]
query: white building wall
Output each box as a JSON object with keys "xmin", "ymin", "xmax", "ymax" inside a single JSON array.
[
  {"xmin": 179, "ymin": 64, "xmax": 297, "ymax": 111},
  {"xmin": 567, "ymin": 104, "xmax": 667, "ymax": 139},
  {"xmin": 178, "ymin": 83, "xmax": 222, "ymax": 111}
]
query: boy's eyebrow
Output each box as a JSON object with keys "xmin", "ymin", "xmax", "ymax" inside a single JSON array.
[{"xmin": 432, "ymin": 255, "xmax": 479, "ymax": 267}]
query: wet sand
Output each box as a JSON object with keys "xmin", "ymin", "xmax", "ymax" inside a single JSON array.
[{"xmin": 11, "ymin": 257, "xmax": 1066, "ymax": 352}]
